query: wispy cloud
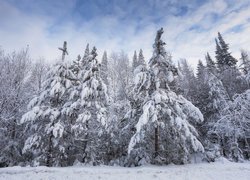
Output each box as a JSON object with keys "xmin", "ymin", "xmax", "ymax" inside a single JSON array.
[{"xmin": 0, "ymin": 0, "xmax": 249, "ymax": 67}]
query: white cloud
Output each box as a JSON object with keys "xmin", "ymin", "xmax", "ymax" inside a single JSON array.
[
  {"xmin": 0, "ymin": 0, "xmax": 250, "ymax": 69},
  {"xmin": 160, "ymin": 0, "xmax": 250, "ymax": 67}
]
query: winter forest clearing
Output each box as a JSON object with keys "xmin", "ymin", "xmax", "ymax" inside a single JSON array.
[{"xmin": 1, "ymin": 0, "xmax": 250, "ymax": 179}]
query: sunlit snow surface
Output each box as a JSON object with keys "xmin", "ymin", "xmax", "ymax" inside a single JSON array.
[{"xmin": 0, "ymin": 160, "xmax": 250, "ymax": 180}]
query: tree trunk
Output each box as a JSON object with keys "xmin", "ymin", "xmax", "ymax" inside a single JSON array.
[
  {"xmin": 11, "ymin": 119, "xmax": 16, "ymax": 139},
  {"xmin": 154, "ymin": 125, "xmax": 159, "ymax": 157},
  {"xmin": 82, "ymin": 120, "xmax": 89, "ymax": 163},
  {"xmin": 46, "ymin": 132, "xmax": 53, "ymax": 167},
  {"xmin": 221, "ymin": 137, "xmax": 226, "ymax": 157}
]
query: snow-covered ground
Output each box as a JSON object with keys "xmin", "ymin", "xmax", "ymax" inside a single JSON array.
[{"xmin": 0, "ymin": 160, "xmax": 250, "ymax": 180}]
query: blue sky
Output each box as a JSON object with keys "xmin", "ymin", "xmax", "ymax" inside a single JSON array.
[{"xmin": 0, "ymin": 0, "xmax": 250, "ymax": 67}]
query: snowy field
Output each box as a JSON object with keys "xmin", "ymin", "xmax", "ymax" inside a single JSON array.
[{"xmin": 0, "ymin": 160, "xmax": 250, "ymax": 180}]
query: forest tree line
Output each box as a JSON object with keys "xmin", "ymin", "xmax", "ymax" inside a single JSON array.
[{"xmin": 0, "ymin": 28, "xmax": 249, "ymax": 167}]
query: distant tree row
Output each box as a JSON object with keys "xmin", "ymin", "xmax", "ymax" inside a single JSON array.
[{"xmin": 177, "ymin": 32, "xmax": 250, "ymax": 162}]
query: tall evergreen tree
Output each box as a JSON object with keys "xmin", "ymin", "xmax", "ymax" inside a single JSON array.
[
  {"xmin": 195, "ymin": 60, "xmax": 210, "ymax": 136},
  {"xmin": 70, "ymin": 55, "xmax": 81, "ymax": 75},
  {"xmin": 239, "ymin": 50, "xmax": 250, "ymax": 88},
  {"xmin": 215, "ymin": 32, "xmax": 242, "ymax": 98},
  {"xmin": 204, "ymin": 67, "xmax": 231, "ymax": 159},
  {"xmin": 197, "ymin": 60, "xmax": 205, "ymax": 84},
  {"xmin": 216, "ymin": 32, "xmax": 237, "ymax": 70},
  {"xmin": 81, "ymin": 44, "xmax": 90, "ymax": 67},
  {"xmin": 138, "ymin": 49, "xmax": 146, "ymax": 67},
  {"xmin": 205, "ymin": 52, "xmax": 217, "ymax": 74},
  {"xmin": 21, "ymin": 46, "xmax": 77, "ymax": 166},
  {"xmin": 70, "ymin": 46, "xmax": 110, "ymax": 165},
  {"xmin": 128, "ymin": 28, "xmax": 204, "ymax": 165},
  {"xmin": 132, "ymin": 51, "xmax": 138, "ymax": 72},
  {"xmin": 239, "ymin": 50, "xmax": 250, "ymax": 75},
  {"xmin": 121, "ymin": 51, "xmax": 151, "ymax": 166},
  {"xmin": 195, "ymin": 60, "xmax": 211, "ymax": 117},
  {"xmin": 100, "ymin": 51, "xmax": 108, "ymax": 85}
]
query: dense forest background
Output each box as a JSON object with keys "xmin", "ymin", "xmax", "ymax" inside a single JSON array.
[{"xmin": 0, "ymin": 28, "xmax": 249, "ymax": 167}]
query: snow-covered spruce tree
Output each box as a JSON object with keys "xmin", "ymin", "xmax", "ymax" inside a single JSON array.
[
  {"xmin": 194, "ymin": 55, "xmax": 224, "ymax": 144},
  {"xmin": 216, "ymin": 32, "xmax": 237, "ymax": 70},
  {"xmin": 201, "ymin": 65, "xmax": 230, "ymax": 161},
  {"xmin": 239, "ymin": 50, "xmax": 250, "ymax": 89},
  {"xmin": 63, "ymin": 44, "xmax": 96, "ymax": 164},
  {"xmin": 70, "ymin": 44, "xmax": 90, "ymax": 79},
  {"xmin": 70, "ymin": 55, "xmax": 81, "ymax": 75},
  {"xmin": 70, "ymin": 45, "xmax": 88, "ymax": 76},
  {"xmin": 215, "ymin": 32, "xmax": 242, "ymax": 98},
  {"xmin": 129, "ymin": 49, "xmax": 146, "ymax": 95},
  {"xmin": 196, "ymin": 60, "xmax": 206, "ymax": 84},
  {"xmin": 132, "ymin": 51, "xmax": 138, "ymax": 72},
  {"xmin": 20, "ymin": 43, "xmax": 77, "ymax": 166},
  {"xmin": 206, "ymin": 53, "xmax": 217, "ymax": 75},
  {"xmin": 193, "ymin": 59, "xmax": 220, "ymax": 162},
  {"xmin": 195, "ymin": 60, "xmax": 210, "ymax": 119},
  {"xmin": 115, "ymin": 49, "xmax": 148, "ymax": 166},
  {"xmin": 100, "ymin": 51, "xmax": 108, "ymax": 85},
  {"xmin": 202, "ymin": 53, "xmax": 227, "ymax": 121},
  {"xmin": 196, "ymin": 56, "xmax": 222, "ymax": 119},
  {"xmin": 138, "ymin": 49, "xmax": 146, "ymax": 67},
  {"xmin": 239, "ymin": 50, "xmax": 250, "ymax": 75},
  {"xmin": 82, "ymin": 44, "xmax": 90, "ymax": 62},
  {"xmin": 206, "ymin": 68, "xmax": 229, "ymax": 119},
  {"xmin": 70, "ymin": 46, "xmax": 110, "ymax": 165},
  {"xmin": 127, "ymin": 28, "xmax": 204, "ymax": 165},
  {"xmin": 120, "ymin": 50, "xmax": 151, "ymax": 166}
]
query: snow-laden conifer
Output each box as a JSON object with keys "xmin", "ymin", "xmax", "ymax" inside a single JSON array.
[
  {"xmin": 70, "ymin": 46, "xmax": 109, "ymax": 165},
  {"xmin": 128, "ymin": 28, "xmax": 204, "ymax": 165},
  {"xmin": 21, "ymin": 51, "xmax": 76, "ymax": 166}
]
